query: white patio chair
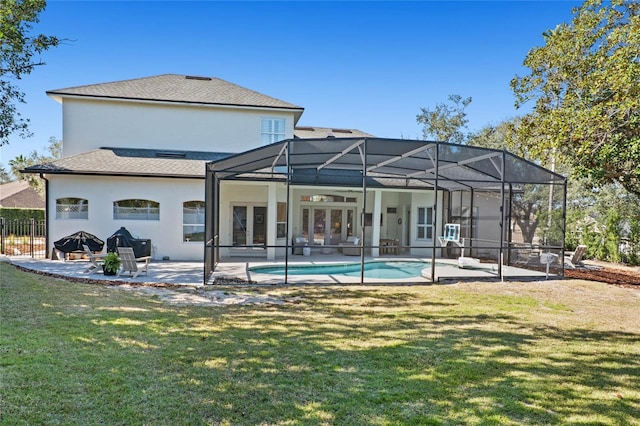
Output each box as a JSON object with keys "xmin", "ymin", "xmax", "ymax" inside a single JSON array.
[
  {"xmin": 82, "ymin": 244, "xmax": 106, "ymax": 274},
  {"xmin": 116, "ymin": 246, "xmax": 151, "ymax": 278}
]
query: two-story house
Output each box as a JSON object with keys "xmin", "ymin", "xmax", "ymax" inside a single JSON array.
[{"xmin": 26, "ymin": 74, "xmax": 566, "ymax": 275}]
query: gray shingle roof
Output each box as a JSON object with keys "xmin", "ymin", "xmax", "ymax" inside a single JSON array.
[
  {"xmin": 294, "ymin": 126, "xmax": 374, "ymax": 139},
  {"xmin": 47, "ymin": 74, "xmax": 304, "ymax": 111},
  {"xmin": 0, "ymin": 181, "xmax": 44, "ymax": 208},
  {"xmin": 23, "ymin": 148, "xmax": 233, "ymax": 178}
]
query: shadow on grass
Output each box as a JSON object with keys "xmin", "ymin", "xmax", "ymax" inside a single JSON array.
[{"xmin": 1, "ymin": 265, "xmax": 639, "ymax": 424}]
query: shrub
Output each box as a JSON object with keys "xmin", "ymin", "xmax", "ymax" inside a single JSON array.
[
  {"xmin": 0, "ymin": 208, "xmax": 45, "ymax": 221},
  {"xmin": 103, "ymin": 253, "xmax": 121, "ymax": 275}
]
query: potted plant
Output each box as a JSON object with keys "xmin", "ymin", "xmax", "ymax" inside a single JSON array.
[{"xmin": 102, "ymin": 252, "xmax": 121, "ymax": 276}]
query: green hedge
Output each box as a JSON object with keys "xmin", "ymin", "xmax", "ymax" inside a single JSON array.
[{"xmin": 0, "ymin": 208, "xmax": 45, "ymax": 221}]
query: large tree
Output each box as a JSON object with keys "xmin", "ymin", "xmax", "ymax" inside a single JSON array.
[
  {"xmin": 511, "ymin": 0, "xmax": 640, "ymax": 198},
  {"xmin": 1, "ymin": 0, "xmax": 59, "ymax": 146},
  {"xmin": 416, "ymin": 94, "xmax": 472, "ymax": 144}
]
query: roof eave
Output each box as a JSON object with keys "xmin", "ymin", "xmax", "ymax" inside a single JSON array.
[
  {"xmin": 22, "ymin": 169, "xmax": 205, "ymax": 180},
  {"xmin": 46, "ymin": 91, "xmax": 305, "ymax": 115}
]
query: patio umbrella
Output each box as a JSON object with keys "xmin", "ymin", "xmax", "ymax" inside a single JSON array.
[{"xmin": 53, "ymin": 231, "xmax": 105, "ymax": 253}]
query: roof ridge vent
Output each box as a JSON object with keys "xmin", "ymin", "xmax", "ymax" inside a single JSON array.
[
  {"xmin": 156, "ymin": 151, "xmax": 187, "ymax": 158},
  {"xmin": 185, "ymin": 75, "xmax": 212, "ymax": 81}
]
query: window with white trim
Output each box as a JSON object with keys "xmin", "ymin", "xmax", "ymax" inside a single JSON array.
[
  {"xmin": 416, "ymin": 206, "xmax": 434, "ymax": 240},
  {"xmin": 113, "ymin": 199, "xmax": 160, "ymax": 220},
  {"xmin": 56, "ymin": 198, "xmax": 88, "ymax": 219},
  {"xmin": 183, "ymin": 201, "xmax": 205, "ymax": 242},
  {"xmin": 261, "ymin": 118, "xmax": 286, "ymax": 145}
]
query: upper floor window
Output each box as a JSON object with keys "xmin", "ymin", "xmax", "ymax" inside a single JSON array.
[
  {"xmin": 183, "ymin": 201, "xmax": 205, "ymax": 242},
  {"xmin": 417, "ymin": 206, "xmax": 434, "ymax": 240},
  {"xmin": 56, "ymin": 198, "xmax": 88, "ymax": 219},
  {"xmin": 261, "ymin": 118, "xmax": 286, "ymax": 145},
  {"xmin": 113, "ymin": 199, "xmax": 159, "ymax": 220}
]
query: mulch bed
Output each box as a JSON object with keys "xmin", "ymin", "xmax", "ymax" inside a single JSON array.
[{"xmin": 564, "ymin": 266, "xmax": 640, "ymax": 288}]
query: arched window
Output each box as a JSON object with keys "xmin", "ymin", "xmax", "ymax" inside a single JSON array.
[
  {"xmin": 113, "ymin": 199, "xmax": 160, "ymax": 220},
  {"xmin": 56, "ymin": 198, "xmax": 88, "ymax": 219},
  {"xmin": 183, "ymin": 201, "xmax": 205, "ymax": 242}
]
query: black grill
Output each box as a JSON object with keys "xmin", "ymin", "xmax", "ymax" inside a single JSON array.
[{"xmin": 107, "ymin": 227, "xmax": 151, "ymax": 258}]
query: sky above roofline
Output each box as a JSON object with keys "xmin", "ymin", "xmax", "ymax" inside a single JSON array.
[{"xmin": 0, "ymin": 0, "xmax": 581, "ymax": 166}]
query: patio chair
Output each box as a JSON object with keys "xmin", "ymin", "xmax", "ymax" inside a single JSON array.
[
  {"xmin": 82, "ymin": 244, "xmax": 106, "ymax": 274},
  {"xmin": 117, "ymin": 246, "xmax": 151, "ymax": 278},
  {"xmin": 339, "ymin": 236, "xmax": 361, "ymax": 256},
  {"xmin": 291, "ymin": 236, "xmax": 309, "ymax": 255},
  {"xmin": 380, "ymin": 238, "xmax": 400, "ymax": 255},
  {"xmin": 565, "ymin": 244, "xmax": 587, "ymax": 268}
]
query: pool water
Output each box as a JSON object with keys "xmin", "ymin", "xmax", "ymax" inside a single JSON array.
[{"xmin": 249, "ymin": 261, "xmax": 431, "ymax": 279}]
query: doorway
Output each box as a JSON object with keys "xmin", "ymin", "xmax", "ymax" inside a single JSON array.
[
  {"xmin": 301, "ymin": 207, "xmax": 355, "ymax": 246},
  {"xmin": 232, "ymin": 205, "xmax": 266, "ymax": 250},
  {"xmin": 385, "ymin": 207, "xmax": 400, "ymax": 240}
]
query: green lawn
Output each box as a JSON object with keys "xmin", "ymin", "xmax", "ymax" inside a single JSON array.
[{"xmin": 1, "ymin": 262, "xmax": 639, "ymax": 425}]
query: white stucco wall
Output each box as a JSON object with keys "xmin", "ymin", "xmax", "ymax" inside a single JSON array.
[
  {"xmin": 61, "ymin": 98, "xmax": 295, "ymax": 156},
  {"xmin": 47, "ymin": 175, "xmax": 206, "ymax": 261}
]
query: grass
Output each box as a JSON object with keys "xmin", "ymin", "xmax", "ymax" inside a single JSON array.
[{"xmin": 1, "ymin": 262, "xmax": 639, "ymax": 425}]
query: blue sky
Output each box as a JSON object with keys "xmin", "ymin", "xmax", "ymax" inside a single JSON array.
[{"xmin": 1, "ymin": 0, "xmax": 582, "ymax": 166}]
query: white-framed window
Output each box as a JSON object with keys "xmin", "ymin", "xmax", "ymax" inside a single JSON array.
[
  {"xmin": 417, "ymin": 206, "xmax": 434, "ymax": 240},
  {"xmin": 56, "ymin": 198, "xmax": 88, "ymax": 219},
  {"xmin": 113, "ymin": 199, "xmax": 160, "ymax": 220},
  {"xmin": 183, "ymin": 201, "xmax": 205, "ymax": 242},
  {"xmin": 261, "ymin": 118, "xmax": 286, "ymax": 145}
]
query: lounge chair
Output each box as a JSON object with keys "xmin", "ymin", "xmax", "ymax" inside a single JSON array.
[
  {"xmin": 565, "ymin": 244, "xmax": 587, "ymax": 268},
  {"xmin": 117, "ymin": 246, "xmax": 151, "ymax": 278},
  {"xmin": 82, "ymin": 244, "xmax": 106, "ymax": 274},
  {"xmin": 339, "ymin": 236, "xmax": 361, "ymax": 256}
]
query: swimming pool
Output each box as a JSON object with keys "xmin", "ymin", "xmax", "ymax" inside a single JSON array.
[{"xmin": 249, "ymin": 261, "xmax": 431, "ymax": 279}]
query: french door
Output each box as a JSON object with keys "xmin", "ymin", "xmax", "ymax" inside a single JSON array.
[
  {"xmin": 232, "ymin": 205, "xmax": 266, "ymax": 249},
  {"xmin": 301, "ymin": 207, "xmax": 355, "ymax": 245}
]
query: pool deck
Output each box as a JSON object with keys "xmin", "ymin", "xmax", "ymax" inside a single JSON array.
[
  {"xmin": 5, "ymin": 253, "xmax": 556, "ymax": 287},
  {"xmin": 214, "ymin": 254, "xmax": 555, "ymax": 285}
]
